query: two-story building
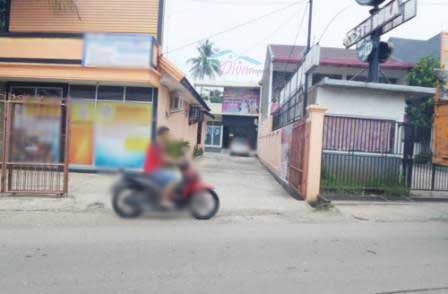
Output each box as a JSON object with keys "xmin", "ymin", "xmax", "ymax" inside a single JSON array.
[{"xmin": 0, "ymin": 0, "xmax": 210, "ymax": 171}]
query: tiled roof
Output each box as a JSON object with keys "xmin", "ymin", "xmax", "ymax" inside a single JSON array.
[{"xmin": 269, "ymin": 44, "xmax": 413, "ymax": 69}]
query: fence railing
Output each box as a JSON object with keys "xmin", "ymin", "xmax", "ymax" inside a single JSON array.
[{"xmin": 321, "ymin": 115, "xmax": 408, "ymax": 195}]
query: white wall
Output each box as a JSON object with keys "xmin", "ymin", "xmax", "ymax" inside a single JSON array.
[{"xmin": 315, "ymin": 87, "xmax": 407, "ymax": 122}]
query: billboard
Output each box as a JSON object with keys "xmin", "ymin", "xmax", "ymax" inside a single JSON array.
[
  {"xmin": 199, "ymin": 50, "xmax": 263, "ymax": 85},
  {"xmin": 83, "ymin": 33, "xmax": 154, "ymax": 69},
  {"xmin": 222, "ymin": 87, "xmax": 260, "ymax": 115}
]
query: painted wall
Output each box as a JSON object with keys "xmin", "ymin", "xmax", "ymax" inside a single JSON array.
[
  {"xmin": 10, "ymin": 0, "xmax": 161, "ymax": 36},
  {"xmin": 157, "ymin": 86, "xmax": 206, "ymax": 151},
  {"xmin": 257, "ymin": 115, "xmax": 282, "ymax": 175},
  {"xmin": 315, "ymin": 87, "xmax": 406, "ymax": 122}
]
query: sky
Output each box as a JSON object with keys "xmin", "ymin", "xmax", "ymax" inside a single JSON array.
[{"xmin": 162, "ymin": 0, "xmax": 448, "ymax": 74}]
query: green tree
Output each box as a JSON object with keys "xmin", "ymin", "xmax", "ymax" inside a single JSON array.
[
  {"xmin": 406, "ymin": 56, "xmax": 440, "ymax": 128},
  {"xmin": 0, "ymin": 0, "xmax": 7, "ymax": 32},
  {"xmin": 406, "ymin": 56, "xmax": 440, "ymax": 151},
  {"xmin": 188, "ymin": 40, "xmax": 222, "ymax": 80}
]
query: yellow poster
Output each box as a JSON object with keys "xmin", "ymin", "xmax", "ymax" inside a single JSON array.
[{"xmin": 69, "ymin": 101, "xmax": 95, "ymax": 165}]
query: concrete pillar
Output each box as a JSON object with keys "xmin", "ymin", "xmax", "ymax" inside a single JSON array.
[{"xmin": 305, "ymin": 105, "xmax": 327, "ymax": 204}]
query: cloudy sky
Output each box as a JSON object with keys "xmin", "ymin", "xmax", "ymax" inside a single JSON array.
[{"xmin": 162, "ymin": 0, "xmax": 447, "ymax": 73}]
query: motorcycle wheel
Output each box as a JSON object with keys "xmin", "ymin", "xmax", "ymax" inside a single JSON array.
[
  {"xmin": 112, "ymin": 184, "xmax": 143, "ymax": 219},
  {"xmin": 190, "ymin": 189, "xmax": 220, "ymax": 220}
]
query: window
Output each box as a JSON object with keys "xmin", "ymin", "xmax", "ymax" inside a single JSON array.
[
  {"xmin": 126, "ymin": 87, "xmax": 153, "ymax": 102},
  {"xmin": 0, "ymin": 0, "xmax": 8, "ymax": 32},
  {"xmin": 205, "ymin": 125, "xmax": 223, "ymax": 147},
  {"xmin": 189, "ymin": 105, "xmax": 204, "ymax": 125},
  {"xmin": 36, "ymin": 88, "xmax": 63, "ymax": 98},
  {"xmin": 10, "ymin": 87, "xmax": 35, "ymax": 97},
  {"xmin": 97, "ymin": 86, "xmax": 124, "ymax": 101},
  {"xmin": 70, "ymin": 85, "xmax": 96, "ymax": 99},
  {"xmin": 272, "ymin": 93, "xmax": 304, "ymax": 131},
  {"xmin": 170, "ymin": 93, "xmax": 183, "ymax": 112},
  {"xmin": 312, "ymin": 74, "xmax": 343, "ymax": 85},
  {"xmin": 10, "ymin": 86, "xmax": 63, "ymax": 98}
]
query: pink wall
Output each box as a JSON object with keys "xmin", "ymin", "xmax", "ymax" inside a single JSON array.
[{"xmin": 257, "ymin": 116, "xmax": 282, "ymax": 174}]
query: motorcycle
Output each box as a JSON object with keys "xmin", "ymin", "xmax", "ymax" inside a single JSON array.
[{"xmin": 111, "ymin": 161, "xmax": 220, "ymax": 220}]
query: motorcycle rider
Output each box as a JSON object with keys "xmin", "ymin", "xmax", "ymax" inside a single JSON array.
[{"xmin": 143, "ymin": 126, "xmax": 180, "ymax": 208}]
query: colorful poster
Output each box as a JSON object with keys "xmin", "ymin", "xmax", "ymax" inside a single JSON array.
[
  {"xmin": 222, "ymin": 87, "xmax": 260, "ymax": 115},
  {"xmin": 69, "ymin": 101, "xmax": 95, "ymax": 165},
  {"xmin": 94, "ymin": 102, "xmax": 152, "ymax": 169},
  {"xmin": 11, "ymin": 102, "xmax": 61, "ymax": 163}
]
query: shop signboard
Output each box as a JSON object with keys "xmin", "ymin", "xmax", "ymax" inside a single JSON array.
[
  {"xmin": 83, "ymin": 33, "xmax": 154, "ymax": 69},
  {"xmin": 222, "ymin": 87, "xmax": 260, "ymax": 115},
  {"xmin": 199, "ymin": 50, "xmax": 264, "ymax": 85}
]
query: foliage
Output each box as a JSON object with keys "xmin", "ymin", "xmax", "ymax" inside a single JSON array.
[
  {"xmin": 188, "ymin": 40, "xmax": 222, "ymax": 80},
  {"xmin": 405, "ymin": 56, "xmax": 440, "ymax": 133},
  {"xmin": 166, "ymin": 140, "xmax": 190, "ymax": 159},
  {"xmin": 193, "ymin": 145, "xmax": 204, "ymax": 158}
]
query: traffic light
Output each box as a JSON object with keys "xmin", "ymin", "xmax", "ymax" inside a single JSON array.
[
  {"xmin": 378, "ymin": 42, "xmax": 393, "ymax": 64},
  {"xmin": 355, "ymin": 0, "xmax": 386, "ymax": 6}
]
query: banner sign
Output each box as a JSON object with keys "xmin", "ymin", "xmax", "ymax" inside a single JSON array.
[
  {"xmin": 222, "ymin": 87, "xmax": 260, "ymax": 115},
  {"xmin": 83, "ymin": 33, "xmax": 154, "ymax": 68},
  {"xmin": 343, "ymin": 0, "xmax": 414, "ymax": 48}
]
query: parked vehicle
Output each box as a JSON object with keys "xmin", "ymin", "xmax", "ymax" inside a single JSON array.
[
  {"xmin": 229, "ymin": 137, "xmax": 251, "ymax": 156},
  {"xmin": 111, "ymin": 162, "xmax": 220, "ymax": 220}
]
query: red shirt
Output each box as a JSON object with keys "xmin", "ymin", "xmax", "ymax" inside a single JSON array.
[{"xmin": 143, "ymin": 143, "xmax": 162, "ymax": 173}]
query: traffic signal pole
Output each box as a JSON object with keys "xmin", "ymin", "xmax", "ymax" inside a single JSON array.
[{"xmin": 368, "ymin": 6, "xmax": 381, "ymax": 82}]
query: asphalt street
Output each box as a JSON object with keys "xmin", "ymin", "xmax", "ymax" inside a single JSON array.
[{"xmin": 0, "ymin": 154, "xmax": 447, "ymax": 294}]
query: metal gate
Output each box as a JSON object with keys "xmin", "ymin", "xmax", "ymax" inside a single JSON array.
[
  {"xmin": 0, "ymin": 95, "xmax": 70, "ymax": 196},
  {"xmin": 288, "ymin": 119, "xmax": 309, "ymax": 198}
]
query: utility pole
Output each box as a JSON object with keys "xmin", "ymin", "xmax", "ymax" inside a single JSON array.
[
  {"xmin": 368, "ymin": 6, "xmax": 381, "ymax": 82},
  {"xmin": 303, "ymin": 0, "xmax": 313, "ymax": 116}
]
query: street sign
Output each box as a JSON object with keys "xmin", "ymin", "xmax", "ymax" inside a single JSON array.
[
  {"xmin": 344, "ymin": 0, "xmax": 407, "ymax": 48},
  {"xmin": 357, "ymin": 37, "xmax": 374, "ymax": 62},
  {"xmin": 382, "ymin": 0, "xmax": 417, "ymax": 35}
]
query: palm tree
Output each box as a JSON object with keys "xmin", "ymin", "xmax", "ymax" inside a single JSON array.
[{"xmin": 188, "ymin": 40, "xmax": 222, "ymax": 80}]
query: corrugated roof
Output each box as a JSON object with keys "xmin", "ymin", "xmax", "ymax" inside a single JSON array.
[{"xmin": 269, "ymin": 44, "xmax": 413, "ymax": 69}]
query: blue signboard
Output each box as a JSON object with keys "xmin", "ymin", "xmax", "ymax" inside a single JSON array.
[{"xmin": 83, "ymin": 33, "xmax": 154, "ymax": 69}]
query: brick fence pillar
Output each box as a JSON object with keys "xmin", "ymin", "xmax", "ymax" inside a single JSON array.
[{"xmin": 305, "ymin": 105, "xmax": 327, "ymax": 204}]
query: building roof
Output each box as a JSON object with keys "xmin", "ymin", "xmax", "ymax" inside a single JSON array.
[
  {"xmin": 316, "ymin": 78, "xmax": 435, "ymax": 98},
  {"xmin": 269, "ymin": 44, "xmax": 413, "ymax": 70},
  {"xmin": 388, "ymin": 33, "xmax": 442, "ymax": 64}
]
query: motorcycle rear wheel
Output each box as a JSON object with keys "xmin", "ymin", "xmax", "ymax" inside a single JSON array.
[
  {"xmin": 190, "ymin": 189, "xmax": 220, "ymax": 220},
  {"xmin": 112, "ymin": 184, "xmax": 143, "ymax": 219}
]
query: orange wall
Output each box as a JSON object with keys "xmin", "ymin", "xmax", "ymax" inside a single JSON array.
[
  {"xmin": 10, "ymin": 0, "xmax": 161, "ymax": 36},
  {"xmin": 257, "ymin": 116, "xmax": 282, "ymax": 173},
  {"xmin": 433, "ymin": 33, "xmax": 448, "ymax": 166},
  {"xmin": 0, "ymin": 37, "xmax": 82, "ymax": 60},
  {"xmin": 157, "ymin": 86, "xmax": 206, "ymax": 151}
]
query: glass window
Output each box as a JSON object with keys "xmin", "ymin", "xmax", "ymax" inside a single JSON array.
[
  {"xmin": 11, "ymin": 87, "xmax": 35, "ymax": 97},
  {"xmin": 0, "ymin": 0, "xmax": 8, "ymax": 32},
  {"xmin": 70, "ymin": 85, "xmax": 96, "ymax": 99},
  {"xmin": 126, "ymin": 87, "xmax": 153, "ymax": 102},
  {"xmin": 36, "ymin": 88, "xmax": 63, "ymax": 98},
  {"xmin": 97, "ymin": 86, "xmax": 124, "ymax": 101}
]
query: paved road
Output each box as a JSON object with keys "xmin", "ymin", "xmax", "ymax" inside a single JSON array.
[
  {"xmin": 1, "ymin": 153, "xmax": 448, "ymax": 293},
  {"xmin": 0, "ymin": 217, "xmax": 447, "ymax": 294}
]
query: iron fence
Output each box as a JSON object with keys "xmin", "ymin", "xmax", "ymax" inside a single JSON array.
[{"xmin": 321, "ymin": 115, "xmax": 408, "ymax": 195}]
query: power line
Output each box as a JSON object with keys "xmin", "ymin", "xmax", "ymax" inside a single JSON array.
[
  {"xmin": 239, "ymin": 4, "xmax": 305, "ymax": 57},
  {"xmin": 280, "ymin": 1, "xmax": 309, "ymax": 83},
  {"xmin": 318, "ymin": 4, "xmax": 356, "ymax": 44},
  {"xmin": 164, "ymin": 0, "xmax": 306, "ymax": 55}
]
